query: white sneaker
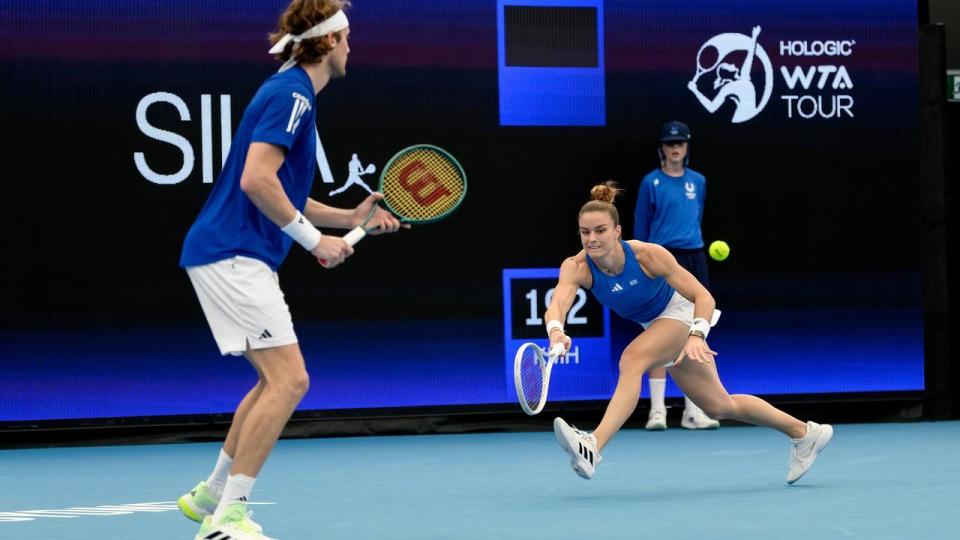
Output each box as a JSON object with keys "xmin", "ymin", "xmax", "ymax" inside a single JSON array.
[
  {"xmin": 553, "ymin": 417, "xmax": 601, "ymax": 479},
  {"xmin": 645, "ymin": 408, "xmax": 667, "ymax": 430},
  {"xmin": 193, "ymin": 502, "xmax": 271, "ymax": 540},
  {"xmin": 681, "ymin": 404, "xmax": 720, "ymax": 430},
  {"xmin": 787, "ymin": 421, "xmax": 833, "ymax": 484}
]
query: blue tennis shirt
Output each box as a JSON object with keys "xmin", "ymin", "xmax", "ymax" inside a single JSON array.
[
  {"xmin": 181, "ymin": 66, "xmax": 317, "ymax": 271},
  {"xmin": 633, "ymin": 168, "xmax": 706, "ymax": 249}
]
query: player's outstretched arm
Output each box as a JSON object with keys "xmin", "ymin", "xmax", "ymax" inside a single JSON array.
[{"xmin": 543, "ymin": 256, "xmax": 587, "ymax": 354}]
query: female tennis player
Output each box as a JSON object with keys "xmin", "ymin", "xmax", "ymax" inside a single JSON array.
[{"xmin": 547, "ymin": 182, "xmax": 832, "ymax": 484}]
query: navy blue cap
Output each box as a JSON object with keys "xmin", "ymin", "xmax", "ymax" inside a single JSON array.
[{"xmin": 660, "ymin": 121, "xmax": 691, "ymax": 143}]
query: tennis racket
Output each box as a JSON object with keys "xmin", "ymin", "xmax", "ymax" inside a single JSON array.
[
  {"xmin": 320, "ymin": 144, "xmax": 467, "ymax": 265},
  {"xmin": 514, "ymin": 342, "xmax": 567, "ymax": 416}
]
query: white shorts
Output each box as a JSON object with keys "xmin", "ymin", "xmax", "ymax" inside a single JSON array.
[
  {"xmin": 641, "ymin": 291, "xmax": 721, "ymax": 330},
  {"xmin": 186, "ymin": 256, "xmax": 298, "ymax": 356}
]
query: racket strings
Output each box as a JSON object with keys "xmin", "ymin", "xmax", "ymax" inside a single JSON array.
[
  {"xmin": 519, "ymin": 347, "xmax": 546, "ymax": 411},
  {"xmin": 381, "ymin": 148, "xmax": 465, "ymax": 221}
]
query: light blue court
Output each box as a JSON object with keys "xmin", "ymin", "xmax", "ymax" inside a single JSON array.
[{"xmin": 2, "ymin": 422, "xmax": 957, "ymax": 539}]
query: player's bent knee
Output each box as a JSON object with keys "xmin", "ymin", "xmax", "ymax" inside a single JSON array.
[
  {"xmin": 700, "ymin": 400, "xmax": 734, "ymax": 420},
  {"xmin": 618, "ymin": 354, "xmax": 653, "ymax": 377},
  {"xmin": 288, "ymin": 372, "xmax": 310, "ymax": 399},
  {"xmin": 272, "ymin": 371, "xmax": 309, "ymax": 403}
]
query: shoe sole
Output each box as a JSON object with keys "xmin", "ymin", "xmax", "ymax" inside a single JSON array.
[
  {"xmin": 787, "ymin": 424, "xmax": 833, "ymax": 484},
  {"xmin": 645, "ymin": 424, "xmax": 667, "ymax": 431},
  {"xmin": 553, "ymin": 418, "xmax": 593, "ymax": 480},
  {"xmin": 177, "ymin": 495, "xmax": 206, "ymax": 523},
  {"xmin": 194, "ymin": 524, "xmax": 264, "ymax": 540}
]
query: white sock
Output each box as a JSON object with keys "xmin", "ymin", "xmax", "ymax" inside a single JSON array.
[
  {"xmin": 684, "ymin": 395, "xmax": 699, "ymax": 413},
  {"xmin": 649, "ymin": 378, "xmax": 666, "ymax": 411},
  {"xmin": 213, "ymin": 474, "xmax": 256, "ymax": 522},
  {"xmin": 205, "ymin": 449, "xmax": 233, "ymax": 500}
]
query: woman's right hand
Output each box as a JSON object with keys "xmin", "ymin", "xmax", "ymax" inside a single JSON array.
[{"xmin": 549, "ymin": 331, "xmax": 572, "ymax": 357}]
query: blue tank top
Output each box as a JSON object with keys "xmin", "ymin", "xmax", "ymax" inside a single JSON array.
[{"xmin": 586, "ymin": 241, "xmax": 675, "ymax": 324}]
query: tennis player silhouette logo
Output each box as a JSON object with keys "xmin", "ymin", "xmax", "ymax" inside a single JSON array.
[
  {"xmin": 688, "ymin": 26, "xmax": 773, "ymax": 124},
  {"xmin": 329, "ymin": 153, "xmax": 376, "ymax": 196}
]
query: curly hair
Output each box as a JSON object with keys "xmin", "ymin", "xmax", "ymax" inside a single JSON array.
[
  {"xmin": 268, "ymin": 0, "xmax": 351, "ymax": 66},
  {"xmin": 579, "ymin": 181, "xmax": 623, "ymax": 225}
]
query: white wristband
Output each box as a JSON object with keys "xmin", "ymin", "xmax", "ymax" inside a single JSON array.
[
  {"xmin": 546, "ymin": 320, "xmax": 564, "ymax": 335},
  {"xmin": 281, "ymin": 211, "xmax": 322, "ymax": 251},
  {"xmin": 690, "ymin": 317, "xmax": 710, "ymax": 339}
]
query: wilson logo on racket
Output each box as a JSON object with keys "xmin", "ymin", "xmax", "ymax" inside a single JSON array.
[
  {"xmin": 397, "ymin": 160, "xmax": 452, "ymax": 206},
  {"xmin": 380, "ymin": 145, "xmax": 466, "ymax": 222}
]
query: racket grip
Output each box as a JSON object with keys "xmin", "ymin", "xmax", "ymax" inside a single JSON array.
[
  {"xmin": 318, "ymin": 227, "xmax": 367, "ymax": 267},
  {"xmin": 548, "ymin": 343, "xmax": 566, "ymax": 358},
  {"xmin": 343, "ymin": 226, "xmax": 366, "ymax": 247}
]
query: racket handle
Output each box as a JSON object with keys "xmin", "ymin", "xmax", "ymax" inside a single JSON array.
[
  {"xmin": 548, "ymin": 343, "xmax": 566, "ymax": 358},
  {"xmin": 318, "ymin": 226, "xmax": 366, "ymax": 267},
  {"xmin": 343, "ymin": 226, "xmax": 366, "ymax": 246}
]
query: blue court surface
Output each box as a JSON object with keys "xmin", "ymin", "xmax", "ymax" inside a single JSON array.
[{"xmin": 2, "ymin": 421, "xmax": 957, "ymax": 539}]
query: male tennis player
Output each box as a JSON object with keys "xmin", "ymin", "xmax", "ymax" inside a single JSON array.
[
  {"xmin": 634, "ymin": 121, "xmax": 719, "ymax": 431},
  {"xmin": 548, "ymin": 182, "xmax": 832, "ymax": 484},
  {"xmin": 177, "ymin": 2, "xmax": 404, "ymax": 539}
]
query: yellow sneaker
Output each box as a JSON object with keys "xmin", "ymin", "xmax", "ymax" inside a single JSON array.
[{"xmin": 177, "ymin": 481, "xmax": 219, "ymax": 523}]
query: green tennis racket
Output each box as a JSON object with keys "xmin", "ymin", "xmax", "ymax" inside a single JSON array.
[{"xmin": 320, "ymin": 144, "xmax": 467, "ymax": 265}]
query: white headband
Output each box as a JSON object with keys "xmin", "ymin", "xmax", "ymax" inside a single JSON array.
[{"xmin": 269, "ymin": 10, "xmax": 349, "ymax": 72}]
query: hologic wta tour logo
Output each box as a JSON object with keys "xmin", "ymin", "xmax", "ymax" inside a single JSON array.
[
  {"xmin": 688, "ymin": 26, "xmax": 773, "ymax": 124},
  {"xmin": 689, "ymin": 26, "xmax": 856, "ymax": 123}
]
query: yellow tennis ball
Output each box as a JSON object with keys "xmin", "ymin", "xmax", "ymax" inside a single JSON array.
[{"xmin": 708, "ymin": 240, "xmax": 730, "ymax": 261}]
